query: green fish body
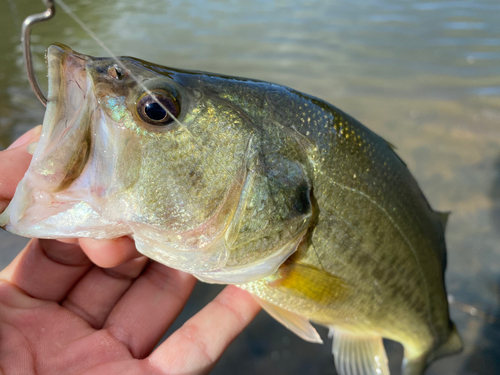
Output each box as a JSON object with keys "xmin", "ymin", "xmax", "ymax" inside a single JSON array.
[{"xmin": 0, "ymin": 44, "xmax": 461, "ymax": 375}]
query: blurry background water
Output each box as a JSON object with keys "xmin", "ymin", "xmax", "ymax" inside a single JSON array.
[{"xmin": 0, "ymin": 0, "xmax": 499, "ymax": 374}]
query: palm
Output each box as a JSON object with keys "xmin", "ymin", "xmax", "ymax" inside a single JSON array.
[
  {"xmin": 0, "ymin": 129, "xmax": 260, "ymax": 375},
  {"xmin": 0, "ymin": 239, "xmax": 258, "ymax": 375},
  {"xmin": 0, "ymin": 285, "xmax": 145, "ymax": 375}
]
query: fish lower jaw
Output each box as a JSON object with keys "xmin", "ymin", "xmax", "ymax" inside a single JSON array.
[{"xmin": 1, "ymin": 176, "xmax": 126, "ymax": 239}]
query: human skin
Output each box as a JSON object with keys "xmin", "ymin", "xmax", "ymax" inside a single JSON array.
[{"xmin": 0, "ymin": 126, "xmax": 261, "ymax": 375}]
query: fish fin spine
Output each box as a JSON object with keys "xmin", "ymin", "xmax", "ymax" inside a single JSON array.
[
  {"xmin": 254, "ymin": 296, "xmax": 323, "ymax": 344},
  {"xmin": 436, "ymin": 211, "xmax": 450, "ymax": 230},
  {"xmin": 385, "ymin": 140, "xmax": 397, "ymax": 151},
  {"xmin": 330, "ymin": 328, "xmax": 390, "ymax": 375}
]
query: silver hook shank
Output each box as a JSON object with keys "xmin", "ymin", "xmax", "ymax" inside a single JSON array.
[{"xmin": 22, "ymin": 0, "xmax": 56, "ymax": 107}]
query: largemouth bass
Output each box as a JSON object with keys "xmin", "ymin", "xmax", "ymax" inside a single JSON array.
[{"xmin": 0, "ymin": 44, "xmax": 462, "ymax": 375}]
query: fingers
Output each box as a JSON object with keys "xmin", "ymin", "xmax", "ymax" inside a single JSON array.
[
  {"xmin": 79, "ymin": 237, "xmax": 140, "ymax": 268},
  {"xmin": 0, "ymin": 239, "xmax": 92, "ymax": 301},
  {"xmin": 149, "ymin": 286, "xmax": 261, "ymax": 374},
  {"xmin": 56, "ymin": 236, "xmax": 145, "ymax": 327},
  {"xmin": 0, "ymin": 126, "xmax": 41, "ymax": 212},
  {"xmin": 103, "ymin": 262, "xmax": 196, "ymax": 359},
  {"xmin": 62, "ymin": 256, "xmax": 149, "ymax": 329}
]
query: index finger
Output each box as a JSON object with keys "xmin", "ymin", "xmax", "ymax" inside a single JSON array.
[
  {"xmin": 0, "ymin": 126, "xmax": 140, "ymax": 270},
  {"xmin": 148, "ymin": 286, "xmax": 261, "ymax": 374}
]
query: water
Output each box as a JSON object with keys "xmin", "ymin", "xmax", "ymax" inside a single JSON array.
[{"xmin": 0, "ymin": 0, "xmax": 499, "ymax": 374}]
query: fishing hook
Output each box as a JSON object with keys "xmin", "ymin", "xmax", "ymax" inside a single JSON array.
[{"xmin": 22, "ymin": 0, "xmax": 56, "ymax": 107}]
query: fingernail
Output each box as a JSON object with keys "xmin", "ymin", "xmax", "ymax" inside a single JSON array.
[{"xmin": 6, "ymin": 125, "xmax": 42, "ymax": 150}]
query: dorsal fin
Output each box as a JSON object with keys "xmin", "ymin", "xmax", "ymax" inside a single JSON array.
[
  {"xmin": 436, "ymin": 211, "xmax": 450, "ymax": 230},
  {"xmin": 385, "ymin": 140, "xmax": 397, "ymax": 151},
  {"xmin": 383, "ymin": 139, "xmax": 408, "ymax": 168}
]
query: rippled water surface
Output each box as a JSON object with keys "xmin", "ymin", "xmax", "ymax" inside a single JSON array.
[{"xmin": 0, "ymin": 0, "xmax": 499, "ymax": 374}]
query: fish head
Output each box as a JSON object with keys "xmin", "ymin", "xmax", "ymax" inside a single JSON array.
[{"xmin": 1, "ymin": 44, "xmax": 313, "ymax": 283}]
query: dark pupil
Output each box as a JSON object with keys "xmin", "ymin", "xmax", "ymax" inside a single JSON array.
[
  {"xmin": 144, "ymin": 102, "xmax": 167, "ymax": 121},
  {"xmin": 115, "ymin": 67, "xmax": 124, "ymax": 78}
]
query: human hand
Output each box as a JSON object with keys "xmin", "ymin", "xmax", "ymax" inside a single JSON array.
[{"xmin": 0, "ymin": 127, "xmax": 261, "ymax": 375}]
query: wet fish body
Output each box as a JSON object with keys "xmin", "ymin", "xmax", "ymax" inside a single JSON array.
[{"xmin": 0, "ymin": 44, "xmax": 462, "ymax": 375}]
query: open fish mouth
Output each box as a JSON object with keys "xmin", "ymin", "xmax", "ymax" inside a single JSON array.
[
  {"xmin": 32, "ymin": 44, "xmax": 92, "ymax": 192},
  {"xmin": 0, "ymin": 44, "xmax": 126, "ymax": 238}
]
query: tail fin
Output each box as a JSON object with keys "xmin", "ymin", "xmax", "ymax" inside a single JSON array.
[
  {"xmin": 429, "ymin": 323, "xmax": 463, "ymax": 362},
  {"xmin": 402, "ymin": 323, "xmax": 463, "ymax": 375},
  {"xmin": 401, "ymin": 357, "xmax": 426, "ymax": 375}
]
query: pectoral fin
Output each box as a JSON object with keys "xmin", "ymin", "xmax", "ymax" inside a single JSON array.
[
  {"xmin": 270, "ymin": 261, "xmax": 350, "ymax": 304},
  {"xmin": 330, "ymin": 328, "xmax": 390, "ymax": 375},
  {"xmin": 255, "ymin": 297, "xmax": 323, "ymax": 344}
]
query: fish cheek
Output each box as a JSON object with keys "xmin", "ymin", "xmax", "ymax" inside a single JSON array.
[{"xmin": 113, "ymin": 137, "xmax": 142, "ymax": 190}]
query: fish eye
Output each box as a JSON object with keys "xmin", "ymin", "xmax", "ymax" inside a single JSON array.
[
  {"xmin": 137, "ymin": 90, "xmax": 180, "ymax": 126},
  {"xmin": 108, "ymin": 64, "xmax": 126, "ymax": 80}
]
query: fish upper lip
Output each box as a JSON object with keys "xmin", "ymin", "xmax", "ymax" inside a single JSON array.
[
  {"xmin": 46, "ymin": 43, "xmax": 90, "ymax": 106},
  {"xmin": 48, "ymin": 43, "xmax": 92, "ymax": 62}
]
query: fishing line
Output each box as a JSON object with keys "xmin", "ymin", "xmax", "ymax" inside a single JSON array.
[
  {"xmin": 53, "ymin": 0, "xmax": 309, "ymax": 220},
  {"xmin": 7, "ymin": 0, "xmax": 21, "ymax": 27},
  {"xmin": 448, "ymin": 296, "xmax": 498, "ymax": 325}
]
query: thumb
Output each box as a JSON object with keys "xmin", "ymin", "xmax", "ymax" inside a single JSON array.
[
  {"xmin": 6, "ymin": 125, "xmax": 42, "ymax": 150},
  {"xmin": 1, "ymin": 125, "xmax": 42, "ymax": 212}
]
